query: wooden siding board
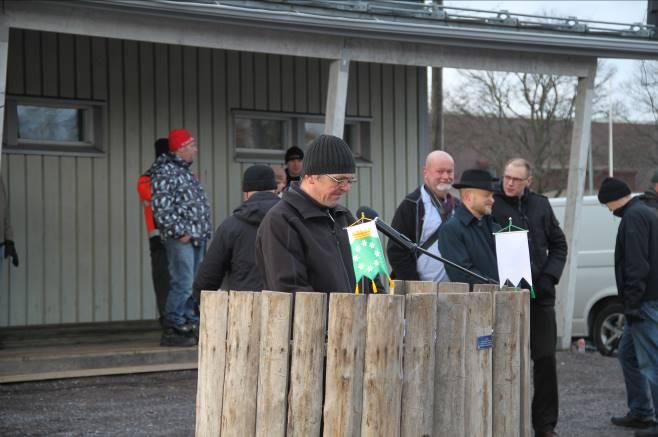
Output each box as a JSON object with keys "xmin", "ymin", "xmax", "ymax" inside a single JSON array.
[
  {"xmin": 320, "ymin": 59, "xmax": 329, "ymax": 113},
  {"xmin": 169, "ymin": 44, "xmax": 183, "ymax": 129},
  {"xmin": 43, "ymin": 157, "xmax": 61, "ymax": 324},
  {"xmin": 7, "ymin": 156, "xmax": 27, "ymax": 325},
  {"xmin": 294, "ymin": 57, "xmax": 307, "ymax": 113},
  {"xmin": 226, "ymin": 50, "xmax": 242, "ymax": 213},
  {"xmin": 92, "ymin": 36, "xmax": 110, "ymax": 322},
  {"xmin": 138, "ymin": 42, "xmax": 157, "ymax": 319},
  {"xmin": 108, "ymin": 38, "xmax": 126, "ymax": 321},
  {"xmin": 281, "ymin": 56, "xmax": 294, "ymax": 113},
  {"xmin": 0, "ymin": 161, "xmax": 8, "ymax": 325},
  {"xmin": 254, "ymin": 53, "xmax": 267, "ymax": 111},
  {"xmin": 154, "ymin": 43, "xmax": 170, "ymax": 139},
  {"xmin": 26, "ymin": 156, "xmax": 45, "ymax": 324},
  {"xmin": 267, "ymin": 54, "xmax": 281, "ymax": 112},
  {"xmin": 406, "ymin": 66, "xmax": 419, "ymax": 190},
  {"xmin": 346, "ymin": 60, "xmax": 357, "ymax": 117},
  {"xmin": 7, "ymin": 29, "xmax": 24, "ymax": 95},
  {"xmin": 369, "ymin": 63, "xmax": 384, "ymax": 218},
  {"xmin": 23, "ymin": 30, "xmax": 41, "ymax": 96},
  {"xmin": 76, "ymin": 159, "xmax": 94, "ymax": 322},
  {"xmin": 41, "ymin": 32, "xmax": 58, "ymax": 97},
  {"xmin": 381, "ymin": 65, "xmax": 395, "ymax": 221},
  {"xmin": 58, "ymin": 33, "xmax": 75, "ymax": 98},
  {"xmin": 182, "ymin": 46, "xmax": 198, "ymax": 175},
  {"xmin": 75, "ymin": 35, "xmax": 92, "ymax": 99},
  {"xmin": 307, "ymin": 58, "xmax": 320, "ymax": 114},
  {"xmin": 241, "ymin": 51, "xmax": 254, "ymax": 109},
  {"xmin": 358, "ymin": 62, "xmax": 370, "ymax": 117},
  {"xmin": 394, "ymin": 66, "xmax": 407, "ymax": 206},
  {"xmin": 198, "ymin": 48, "xmax": 214, "ymax": 227},
  {"xmin": 212, "ymin": 49, "xmax": 229, "ymax": 224},
  {"xmin": 123, "ymin": 40, "xmax": 142, "ymax": 320},
  {"xmin": 60, "ymin": 157, "xmax": 77, "ymax": 323}
]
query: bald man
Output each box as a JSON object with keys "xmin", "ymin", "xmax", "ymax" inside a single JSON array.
[{"xmin": 387, "ymin": 150, "xmax": 459, "ymax": 281}]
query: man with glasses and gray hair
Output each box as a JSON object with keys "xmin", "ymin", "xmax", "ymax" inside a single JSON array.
[
  {"xmin": 491, "ymin": 158, "xmax": 567, "ymax": 437},
  {"xmin": 256, "ymin": 134, "xmax": 363, "ymax": 293}
]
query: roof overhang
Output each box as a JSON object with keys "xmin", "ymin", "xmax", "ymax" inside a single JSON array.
[{"xmin": 9, "ymin": 0, "xmax": 647, "ymax": 76}]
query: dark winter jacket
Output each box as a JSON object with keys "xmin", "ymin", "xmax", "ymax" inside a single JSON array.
[
  {"xmin": 438, "ymin": 204, "xmax": 500, "ymax": 287},
  {"xmin": 639, "ymin": 188, "xmax": 658, "ymax": 216},
  {"xmin": 150, "ymin": 153, "xmax": 212, "ymax": 242},
  {"xmin": 255, "ymin": 182, "xmax": 357, "ymax": 293},
  {"xmin": 613, "ymin": 197, "xmax": 658, "ymax": 315},
  {"xmin": 387, "ymin": 186, "xmax": 458, "ymax": 280},
  {"xmin": 492, "ymin": 187, "xmax": 568, "ymax": 306},
  {"xmin": 193, "ymin": 191, "xmax": 280, "ymax": 294}
]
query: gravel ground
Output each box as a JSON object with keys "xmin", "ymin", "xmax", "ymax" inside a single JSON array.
[{"xmin": 0, "ymin": 350, "xmax": 637, "ymax": 436}]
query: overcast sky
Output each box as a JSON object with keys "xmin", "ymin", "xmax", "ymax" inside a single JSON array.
[{"xmin": 440, "ymin": 1, "xmax": 651, "ymax": 118}]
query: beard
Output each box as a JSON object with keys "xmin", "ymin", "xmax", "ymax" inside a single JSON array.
[{"xmin": 435, "ymin": 183, "xmax": 452, "ymax": 193}]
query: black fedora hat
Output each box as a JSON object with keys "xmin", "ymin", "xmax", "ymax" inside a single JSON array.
[{"xmin": 453, "ymin": 169, "xmax": 499, "ymax": 191}]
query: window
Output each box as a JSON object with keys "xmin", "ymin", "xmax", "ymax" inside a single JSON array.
[
  {"xmin": 4, "ymin": 96, "xmax": 105, "ymax": 156},
  {"xmin": 233, "ymin": 110, "xmax": 371, "ymax": 163}
]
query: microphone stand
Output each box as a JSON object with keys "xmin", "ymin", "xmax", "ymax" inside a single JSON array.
[{"xmin": 412, "ymin": 244, "xmax": 498, "ymax": 285}]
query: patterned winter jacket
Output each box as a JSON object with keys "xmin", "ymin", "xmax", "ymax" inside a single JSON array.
[{"xmin": 150, "ymin": 153, "xmax": 212, "ymax": 242}]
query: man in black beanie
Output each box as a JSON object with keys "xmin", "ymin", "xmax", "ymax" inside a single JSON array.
[
  {"xmin": 284, "ymin": 145, "xmax": 304, "ymax": 188},
  {"xmin": 598, "ymin": 177, "xmax": 658, "ymax": 436},
  {"xmin": 193, "ymin": 165, "xmax": 279, "ymax": 294},
  {"xmin": 256, "ymin": 134, "xmax": 363, "ymax": 293}
]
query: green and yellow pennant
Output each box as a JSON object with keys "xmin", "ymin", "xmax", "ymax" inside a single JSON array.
[{"xmin": 345, "ymin": 219, "xmax": 394, "ymax": 294}]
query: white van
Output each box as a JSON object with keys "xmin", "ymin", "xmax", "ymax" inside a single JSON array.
[{"xmin": 549, "ymin": 195, "xmax": 622, "ymax": 355}]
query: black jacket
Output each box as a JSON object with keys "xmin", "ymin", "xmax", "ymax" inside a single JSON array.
[
  {"xmin": 438, "ymin": 204, "xmax": 500, "ymax": 287},
  {"xmin": 613, "ymin": 197, "xmax": 658, "ymax": 313},
  {"xmin": 193, "ymin": 191, "xmax": 279, "ymax": 294},
  {"xmin": 387, "ymin": 187, "xmax": 458, "ymax": 280},
  {"xmin": 639, "ymin": 188, "xmax": 658, "ymax": 215},
  {"xmin": 492, "ymin": 187, "xmax": 568, "ymax": 306},
  {"xmin": 255, "ymin": 183, "xmax": 358, "ymax": 293}
]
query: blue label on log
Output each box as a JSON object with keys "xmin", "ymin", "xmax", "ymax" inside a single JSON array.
[{"xmin": 477, "ymin": 335, "xmax": 493, "ymax": 350}]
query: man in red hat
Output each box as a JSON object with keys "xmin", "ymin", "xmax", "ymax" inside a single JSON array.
[{"xmin": 151, "ymin": 128, "xmax": 211, "ymax": 347}]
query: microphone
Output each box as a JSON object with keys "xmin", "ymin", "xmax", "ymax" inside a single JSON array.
[{"xmin": 356, "ymin": 206, "xmax": 416, "ymax": 251}]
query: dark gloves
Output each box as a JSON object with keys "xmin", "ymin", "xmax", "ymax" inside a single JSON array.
[
  {"xmin": 624, "ymin": 308, "xmax": 645, "ymax": 325},
  {"xmin": 4, "ymin": 240, "xmax": 18, "ymax": 267}
]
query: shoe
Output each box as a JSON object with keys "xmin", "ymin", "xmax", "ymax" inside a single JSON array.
[
  {"xmin": 611, "ymin": 414, "xmax": 655, "ymax": 429},
  {"xmin": 636, "ymin": 425, "xmax": 658, "ymax": 437},
  {"xmin": 162, "ymin": 319, "xmax": 194, "ymax": 334},
  {"xmin": 160, "ymin": 328, "xmax": 196, "ymax": 347}
]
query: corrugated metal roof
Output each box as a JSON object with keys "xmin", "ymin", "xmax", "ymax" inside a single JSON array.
[{"xmin": 80, "ymin": 0, "xmax": 658, "ymax": 59}]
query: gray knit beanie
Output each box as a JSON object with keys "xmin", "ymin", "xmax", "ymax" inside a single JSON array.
[
  {"xmin": 303, "ymin": 135, "xmax": 356, "ymax": 175},
  {"xmin": 242, "ymin": 165, "xmax": 277, "ymax": 192}
]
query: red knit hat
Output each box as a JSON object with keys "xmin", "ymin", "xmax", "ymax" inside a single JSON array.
[{"xmin": 168, "ymin": 129, "xmax": 195, "ymax": 151}]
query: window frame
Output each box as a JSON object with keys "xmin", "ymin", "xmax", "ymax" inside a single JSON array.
[
  {"xmin": 232, "ymin": 109, "xmax": 372, "ymax": 165},
  {"xmin": 4, "ymin": 95, "xmax": 106, "ymax": 157}
]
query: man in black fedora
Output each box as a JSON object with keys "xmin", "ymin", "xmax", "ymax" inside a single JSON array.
[{"xmin": 438, "ymin": 169, "xmax": 500, "ymax": 287}]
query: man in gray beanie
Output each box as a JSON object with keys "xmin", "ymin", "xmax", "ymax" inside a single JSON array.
[
  {"xmin": 256, "ymin": 134, "xmax": 364, "ymax": 293},
  {"xmin": 598, "ymin": 177, "xmax": 658, "ymax": 436}
]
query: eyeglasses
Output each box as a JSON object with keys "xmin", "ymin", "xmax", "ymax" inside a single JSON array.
[
  {"xmin": 503, "ymin": 175, "xmax": 528, "ymax": 184},
  {"xmin": 323, "ymin": 174, "xmax": 358, "ymax": 187}
]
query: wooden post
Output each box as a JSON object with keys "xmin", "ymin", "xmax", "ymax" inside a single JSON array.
[
  {"xmin": 362, "ymin": 294, "xmax": 405, "ymax": 437},
  {"xmin": 473, "ymin": 284, "xmax": 499, "ymax": 293},
  {"xmin": 221, "ymin": 291, "xmax": 261, "ymax": 437},
  {"xmin": 406, "ymin": 280, "xmax": 437, "ymax": 294},
  {"xmin": 255, "ymin": 291, "xmax": 293, "ymax": 437},
  {"xmin": 195, "ymin": 290, "xmax": 229, "ymax": 437},
  {"xmin": 323, "ymin": 294, "xmax": 367, "ymax": 436},
  {"xmin": 287, "ymin": 292, "xmax": 328, "ymax": 437},
  {"xmin": 464, "ymin": 292, "xmax": 493, "ymax": 437},
  {"xmin": 434, "ymin": 292, "xmax": 468, "ymax": 436},
  {"xmin": 519, "ymin": 290, "xmax": 532, "ymax": 436},
  {"xmin": 401, "ymin": 292, "xmax": 437, "ymax": 437},
  {"xmin": 393, "ymin": 279, "xmax": 406, "ymax": 295},
  {"xmin": 492, "ymin": 291, "xmax": 522, "ymax": 437},
  {"xmin": 438, "ymin": 282, "xmax": 469, "ymax": 293}
]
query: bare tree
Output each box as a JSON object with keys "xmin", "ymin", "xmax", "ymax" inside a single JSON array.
[
  {"xmin": 624, "ymin": 60, "xmax": 658, "ymax": 168},
  {"xmin": 445, "ymin": 62, "xmax": 615, "ymax": 195}
]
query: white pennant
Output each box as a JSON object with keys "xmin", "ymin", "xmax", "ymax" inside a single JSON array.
[{"xmin": 494, "ymin": 230, "xmax": 533, "ymax": 288}]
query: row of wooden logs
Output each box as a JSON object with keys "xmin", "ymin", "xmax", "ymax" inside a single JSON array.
[{"xmin": 195, "ymin": 281, "xmax": 530, "ymax": 437}]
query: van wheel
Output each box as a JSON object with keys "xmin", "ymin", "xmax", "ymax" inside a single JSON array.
[{"xmin": 592, "ymin": 301, "xmax": 625, "ymax": 356}]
